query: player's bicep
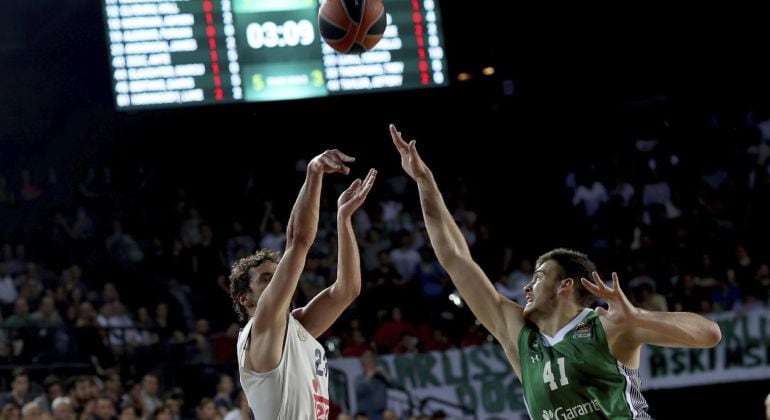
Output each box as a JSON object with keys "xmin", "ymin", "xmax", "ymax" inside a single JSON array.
[{"xmin": 497, "ymin": 299, "xmax": 526, "ymax": 347}]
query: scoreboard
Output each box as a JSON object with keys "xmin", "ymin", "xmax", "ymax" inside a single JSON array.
[{"xmin": 102, "ymin": 0, "xmax": 449, "ymax": 109}]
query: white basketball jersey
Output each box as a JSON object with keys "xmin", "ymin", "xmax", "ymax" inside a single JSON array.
[{"xmin": 237, "ymin": 314, "xmax": 330, "ymax": 420}]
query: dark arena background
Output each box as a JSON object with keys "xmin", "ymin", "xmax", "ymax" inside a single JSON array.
[{"xmin": 2, "ymin": 1, "xmax": 770, "ymax": 419}]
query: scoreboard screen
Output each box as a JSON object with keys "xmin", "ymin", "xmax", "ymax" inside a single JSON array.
[{"xmin": 102, "ymin": 0, "xmax": 449, "ymax": 109}]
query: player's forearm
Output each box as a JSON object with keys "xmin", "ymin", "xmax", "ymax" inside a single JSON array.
[
  {"xmin": 633, "ymin": 309, "xmax": 722, "ymax": 348},
  {"xmin": 286, "ymin": 166, "xmax": 323, "ymax": 248},
  {"xmin": 414, "ymin": 176, "xmax": 513, "ymax": 337},
  {"xmin": 415, "ymin": 172, "xmax": 471, "ymax": 259},
  {"xmin": 333, "ymin": 216, "xmax": 361, "ymax": 300}
]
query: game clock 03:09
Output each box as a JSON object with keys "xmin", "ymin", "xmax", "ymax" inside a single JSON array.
[{"xmin": 244, "ymin": 19, "xmax": 315, "ymax": 49}]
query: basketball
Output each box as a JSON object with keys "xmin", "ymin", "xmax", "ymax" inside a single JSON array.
[{"xmin": 318, "ymin": 0, "xmax": 387, "ymax": 54}]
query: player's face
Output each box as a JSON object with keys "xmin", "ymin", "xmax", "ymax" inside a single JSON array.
[
  {"xmin": 522, "ymin": 260, "xmax": 561, "ymax": 320},
  {"xmin": 246, "ymin": 262, "xmax": 278, "ymax": 305}
]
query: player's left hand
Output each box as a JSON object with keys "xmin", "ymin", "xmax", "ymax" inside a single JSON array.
[
  {"xmin": 390, "ymin": 124, "xmax": 431, "ymax": 181},
  {"xmin": 581, "ymin": 272, "xmax": 639, "ymax": 324},
  {"xmin": 338, "ymin": 168, "xmax": 377, "ymax": 219}
]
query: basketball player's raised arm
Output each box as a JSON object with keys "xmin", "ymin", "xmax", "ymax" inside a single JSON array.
[
  {"xmin": 581, "ymin": 272, "xmax": 721, "ymax": 365},
  {"xmin": 294, "ymin": 169, "xmax": 377, "ymax": 337},
  {"xmin": 389, "ymin": 124, "xmax": 525, "ymax": 345},
  {"xmin": 253, "ymin": 150, "xmax": 354, "ymax": 331}
]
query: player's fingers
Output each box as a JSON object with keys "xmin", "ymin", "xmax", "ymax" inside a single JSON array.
[
  {"xmin": 591, "ymin": 272, "xmax": 609, "ymax": 291},
  {"xmin": 319, "ymin": 156, "xmax": 340, "ymax": 169},
  {"xmin": 612, "ymin": 272, "xmax": 621, "ymax": 292},
  {"xmin": 390, "ymin": 124, "xmax": 408, "ymax": 149},
  {"xmin": 580, "ymin": 277, "xmax": 603, "ymax": 296},
  {"xmin": 348, "ymin": 178, "xmax": 363, "ymax": 191},
  {"xmin": 408, "ymin": 140, "xmax": 418, "ymax": 157},
  {"xmin": 359, "ymin": 169, "xmax": 377, "ymax": 196},
  {"xmin": 331, "ymin": 149, "xmax": 355, "ymax": 162},
  {"xmin": 362, "ymin": 168, "xmax": 376, "ymax": 183}
]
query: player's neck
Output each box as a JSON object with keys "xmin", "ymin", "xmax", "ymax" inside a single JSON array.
[
  {"xmin": 247, "ymin": 309, "xmax": 290, "ymax": 321},
  {"xmin": 536, "ymin": 303, "xmax": 584, "ymax": 337}
]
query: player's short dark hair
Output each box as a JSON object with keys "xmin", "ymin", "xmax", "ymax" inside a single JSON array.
[
  {"xmin": 229, "ymin": 249, "xmax": 280, "ymax": 322},
  {"xmin": 536, "ymin": 248, "xmax": 597, "ymax": 306}
]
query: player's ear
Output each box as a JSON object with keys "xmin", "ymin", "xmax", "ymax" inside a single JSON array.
[
  {"xmin": 238, "ymin": 293, "xmax": 253, "ymax": 308},
  {"xmin": 559, "ymin": 277, "xmax": 574, "ymax": 293}
]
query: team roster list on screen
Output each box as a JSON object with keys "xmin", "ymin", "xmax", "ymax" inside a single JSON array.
[{"xmin": 103, "ymin": 0, "xmax": 449, "ymax": 109}]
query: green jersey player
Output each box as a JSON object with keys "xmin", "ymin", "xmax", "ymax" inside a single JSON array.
[{"xmin": 390, "ymin": 123, "xmax": 722, "ymax": 419}]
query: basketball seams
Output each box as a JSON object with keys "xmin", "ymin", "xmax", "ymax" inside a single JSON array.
[
  {"xmin": 339, "ymin": 0, "xmax": 358, "ymax": 27},
  {"xmin": 320, "ymin": 0, "xmax": 353, "ymax": 30},
  {"xmin": 319, "ymin": 10, "xmax": 346, "ymax": 31},
  {"xmin": 359, "ymin": 2, "xmax": 384, "ymax": 39},
  {"xmin": 357, "ymin": 1, "xmax": 384, "ymax": 51},
  {"xmin": 319, "ymin": 0, "xmax": 384, "ymax": 53}
]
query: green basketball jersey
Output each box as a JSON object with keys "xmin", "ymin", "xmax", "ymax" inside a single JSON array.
[{"xmin": 518, "ymin": 308, "xmax": 651, "ymax": 419}]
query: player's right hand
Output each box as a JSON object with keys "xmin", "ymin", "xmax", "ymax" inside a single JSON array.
[
  {"xmin": 309, "ymin": 149, "xmax": 355, "ymax": 175},
  {"xmin": 390, "ymin": 124, "xmax": 430, "ymax": 181}
]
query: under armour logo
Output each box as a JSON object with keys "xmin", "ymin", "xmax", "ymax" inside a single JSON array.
[{"xmin": 530, "ymin": 354, "xmax": 540, "ymax": 363}]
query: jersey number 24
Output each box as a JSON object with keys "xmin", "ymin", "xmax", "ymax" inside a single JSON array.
[{"xmin": 314, "ymin": 348, "xmax": 328, "ymax": 377}]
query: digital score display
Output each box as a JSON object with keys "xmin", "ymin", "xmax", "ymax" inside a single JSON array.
[{"xmin": 102, "ymin": 0, "xmax": 449, "ymax": 109}]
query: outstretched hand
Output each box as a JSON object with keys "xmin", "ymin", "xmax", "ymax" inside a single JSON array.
[
  {"xmin": 338, "ymin": 168, "xmax": 377, "ymax": 219},
  {"xmin": 309, "ymin": 149, "xmax": 355, "ymax": 175},
  {"xmin": 389, "ymin": 124, "xmax": 430, "ymax": 181},
  {"xmin": 580, "ymin": 272, "xmax": 639, "ymax": 324}
]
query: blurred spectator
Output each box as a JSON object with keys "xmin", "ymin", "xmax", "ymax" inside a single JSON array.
[
  {"xmin": 195, "ymin": 398, "xmax": 219, "ymax": 420},
  {"xmin": 105, "ymin": 221, "xmax": 144, "ymax": 265},
  {"xmin": 21, "ymin": 401, "xmax": 44, "ymax": 420},
  {"xmin": 4, "ymin": 299, "xmax": 35, "ymax": 328},
  {"xmin": 212, "ymin": 374, "xmax": 233, "ymax": 417},
  {"xmin": 258, "ymin": 202, "xmax": 285, "ymax": 252},
  {"xmin": 343, "ymin": 330, "xmax": 373, "ymax": 358},
  {"xmin": 632, "ymin": 283, "xmax": 668, "ymax": 312},
  {"xmin": 1, "ymin": 402, "xmax": 20, "ymax": 420},
  {"xmin": 388, "ymin": 231, "xmax": 420, "ymax": 283},
  {"xmin": 140, "ymin": 374, "xmax": 161, "ymax": 416},
  {"xmin": 0, "ymin": 368, "xmax": 32, "ymax": 408},
  {"xmin": 225, "ymin": 221, "xmax": 256, "ymax": 268},
  {"xmin": 186, "ymin": 319, "xmax": 213, "ymax": 364},
  {"xmin": 355, "ymin": 351, "xmax": 391, "ymax": 420},
  {"xmin": 360, "ymin": 229, "xmax": 391, "ymax": 273},
  {"xmin": 51, "ymin": 397, "xmax": 74, "ymax": 420},
  {"xmin": 672, "ymin": 273, "xmax": 709, "ymax": 313},
  {"xmin": 32, "ymin": 375, "xmax": 61, "ymax": 414},
  {"xmin": 117, "ymin": 403, "xmax": 138, "ymax": 420},
  {"xmin": 0, "ymin": 263, "xmax": 18, "ymax": 308},
  {"xmin": 373, "ymin": 308, "xmax": 415, "ymax": 353},
  {"xmin": 101, "ymin": 372, "xmax": 122, "ymax": 406},
  {"xmin": 162, "ymin": 388, "xmax": 184, "ymax": 420},
  {"xmin": 120, "ymin": 381, "xmax": 147, "ymax": 419},
  {"xmin": 180, "ymin": 208, "xmax": 204, "ymax": 247},
  {"xmin": 93, "ymin": 395, "xmax": 115, "ymax": 420},
  {"xmin": 572, "ymin": 169, "xmax": 608, "ymax": 219},
  {"xmin": 222, "ymin": 391, "xmax": 249, "ymax": 420}
]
